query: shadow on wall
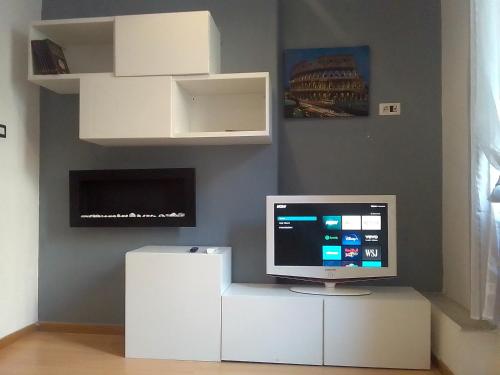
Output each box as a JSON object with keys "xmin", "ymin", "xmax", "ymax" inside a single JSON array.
[
  {"xmin": 10, "ymin": 29, "xmax": 40, "ymax": 187},
  {"xmin": 302, "ymin": 0, "xmax": 352, "ymax": 42},
  {"xmin": 43, "ymin": 256, "xmax": 125, "ymax": 324},
  {"xmin": 228, "ymin": 221, "xmax": 274, "ymax": 284}
]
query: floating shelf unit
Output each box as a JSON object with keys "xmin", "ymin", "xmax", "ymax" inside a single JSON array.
[
  {"xmin": 114, "ymin": 12, "xmax": 220, "ymax": 77},
  {"xmin": 28, "ymin": 12, "xmax": 271, "ymax": 145},
  {"xmin": 29, "ymin": 17, "xmax": 114, "ymax": 94},
  {"xmin": 171, "ymin": 73, "xmax": 270, "ymax": 145},
  {"xmin": 79, "ymin": 72, "xmax": 270, "ymax": 146}
]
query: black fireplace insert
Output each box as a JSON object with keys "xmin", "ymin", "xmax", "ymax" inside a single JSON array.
[{"xmin": 69, "ymin": 168, "xmax": 195, "ymax": 227}]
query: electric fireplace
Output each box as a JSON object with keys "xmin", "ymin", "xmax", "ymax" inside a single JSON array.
[{"xmin": 69, "ymin": 168, "xmax": 195, "ymax": 227}]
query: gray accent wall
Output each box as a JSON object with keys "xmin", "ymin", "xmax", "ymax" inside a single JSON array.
[
  {"xmin": 39, "ymin": 0, "xmax": 442, "ymax": 324},
  {"xmin": 39, "ymin": 0, "xmax": 279, "ymax": 324},
  {"xmin": 280, "ymin": 0, "xmax": 442, "ymax": 291}
]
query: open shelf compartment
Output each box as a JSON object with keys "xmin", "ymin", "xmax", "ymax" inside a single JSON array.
[
  {"xmin": 29, "ymin": 17, "xmax": 115, "ymax": 94},
  {"xmin": 172, "ymin": 72, "xmax": 271, "ymax": 145}
]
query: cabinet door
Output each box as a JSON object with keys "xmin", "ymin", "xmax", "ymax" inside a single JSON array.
[
  {"xmin": 115, "ymin": 11, "xmax": 220, "ymax": 77},
  {"xmin": 126, "ymin": 250, "xmax": 228, "ymax": 361},
  {"xmin": 80, "ymin": 75, "xmax": 172, "ymax": 144},
  {"xmin": 222, "ymin": 294, "xmax": 323, "ymax": 365},
  {"xmin": 323, "ymin": 290, "xmax": 431, "ymax": 369}
]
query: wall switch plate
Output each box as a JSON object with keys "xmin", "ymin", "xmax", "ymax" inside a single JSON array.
[
  {"xmin": 379, "ymin": 103, "xmax": 401, "ymax": 116},
  {"xmin": 0, "ymin": 124, "xmax": 6, "ymax": 138}
]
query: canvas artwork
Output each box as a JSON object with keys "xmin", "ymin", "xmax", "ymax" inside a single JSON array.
[{"xmin": 284, "ymin": 46, "xmax": 370, "ymax": 118}]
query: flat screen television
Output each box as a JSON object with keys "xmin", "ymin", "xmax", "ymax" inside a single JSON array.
[{"xmin": 266, "ymin": 195, "xmax": 397, "ymax": 295}]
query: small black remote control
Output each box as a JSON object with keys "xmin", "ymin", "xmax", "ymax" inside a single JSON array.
[{"xmin": 189, "ymin": 246, "xmax": 199, "ymax": 253}]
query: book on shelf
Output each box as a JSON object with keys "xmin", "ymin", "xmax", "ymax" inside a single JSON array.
[{"xmin": 31, "ymin": 39, "xmax": 70, "ymax": 75}]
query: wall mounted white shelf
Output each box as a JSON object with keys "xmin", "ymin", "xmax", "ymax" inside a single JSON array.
[
  {"xmin": 28, "ymin": 11, "xmax": 219, "ymax": 93},
  {"xmin": 29, "ymin": 17, "xmax": 114, "ymax": 94},
  {"xmin": 79, "ymin": 73, "xmax": 173, "ymax": 145},
  {"xmin": 28, "ymin": 12, "xmax": 271, "ymax": 145},
  {"xmin": 115, "ymin": 11, "xmax": 220, "ymax": 77},
  {"xmin": 29, "ymin": 73, "xmax": 81, "ymax": 95},
  {"xmin": 171, "ymin": 73, "xmax": 271, "ymax": 145},
  {"xmin": 79, "ymin": 72, "xmax": 270, "ymax": 146}
]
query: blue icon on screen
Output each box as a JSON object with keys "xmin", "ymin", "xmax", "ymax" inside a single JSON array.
[
  {"xmin": 322, "ymin": 245, "xmax": 342, "ymax": 260},
  {"xmin": 323, "ymin": 260, "xmax": 342, "ymax": 267},
  {"xmin": 342, "ymin": 232, "xmax": 361, "ymax": 245},
  {"xmin": 362, "ymin": 261, "xmax": 382, "ymax": 268}
]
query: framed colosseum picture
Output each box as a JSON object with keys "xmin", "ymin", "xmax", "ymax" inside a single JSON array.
[{"xmin": 284, "ymin": 46, "xmax": 370, "ymax": 118}]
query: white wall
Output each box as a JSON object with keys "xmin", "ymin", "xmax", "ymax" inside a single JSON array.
[
  {"xmin": 0, "ymin": 0, "xmax": 41, "ymax": 339},
  {"xmin": 441, "ymin": 0, "xmax": 471, "ymax": 310},
  {"xmin": 438, "ymin": 1, "xmax": 500, "ymax": 371},
  {"xmin": 431, "ymin": 305, "xmax": 499, "ymax": 375}
]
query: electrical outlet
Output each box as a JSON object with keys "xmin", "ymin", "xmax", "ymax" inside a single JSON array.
[
  {"xmin": 0, "ymin": 124, "xmax": 6, "ymax": 138},
  {"xmin": 379, "ymin": 103, "xmax": 401, "ymax": 116}
]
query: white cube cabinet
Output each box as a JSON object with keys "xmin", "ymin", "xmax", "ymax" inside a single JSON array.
[
  {"xmin": 222, "ymin": 284, "xmax": 431, "ymax": 369},
  {"xmin": 80, "ymin": 74, "xmax": 172, "ymax": 145},
  {"xmin": 222, "ymin": 284, "xmax": 324, "ymax": 365},
  {"xmin": 125, "ymin": 246, "xmax": 231, "ymax": 361},
  {"xmin": 115, "ymin": 11, "xmax": 220, "ymax": 77}
]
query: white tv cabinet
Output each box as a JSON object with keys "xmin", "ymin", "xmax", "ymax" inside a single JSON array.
[
  {"xmin": 125, "ymin": 246, "xmax": 231, "ymax": 361},
  {"xmin": 125, "ymin": 251, "xmax": 431, "ymax": 369},
  {"xmin": 222, "ymin": 284, "xmax": 431, "ymax": 369},
  {"xmin": 28, "ymin": 11, "xmax": 271, "ymax": 145}
]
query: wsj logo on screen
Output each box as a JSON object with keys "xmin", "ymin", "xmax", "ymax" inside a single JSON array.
[{"xmin": 362, "ymin": 245, "xmax": 381, "ymax": 260}]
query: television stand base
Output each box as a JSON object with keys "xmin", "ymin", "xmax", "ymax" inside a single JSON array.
[{"xmin": 289, "ymin": 282, "xmax": 371, "ymax": 296}]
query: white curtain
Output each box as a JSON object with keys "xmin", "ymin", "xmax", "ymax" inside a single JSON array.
[{"xmin": 470, "ymin": 0, "xmax": 500, "ymax": 323}]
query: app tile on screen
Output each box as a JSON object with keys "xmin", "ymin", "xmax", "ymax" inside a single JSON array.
[
  {"xmin": 343, "ymin": 246, "xmax": 361, "ymax": 260},
  {"xmin": 362, "ymin": 215, "xmax": 381, "ymax": 230},
  {"xmin": 363, "ymin": 233, "xmax": 379, "ymax": 243},
  {"xmin": 323, "ymin": 260, "xmax": 342, "ymax": 267},
  {"xmin": 342, "ymin": 232, "xmax": 362, "ymax": 246},
  {"xmin": 362, "ymin": 245, "xmax": 381, "ymax": 260},
  {"xmin": 342, "ymin": 215, "xmax": 361, "ymax": 230},
  {"xmin": 362, "ymin": 261, "xmax": 382, "ymax": 267},
  {"xmin": 323, "ymin": 216, "xmax": 342, "ymax": 230},
  {"xmin": 324, "ymin": 233, "xmax": 341, "ymax": 244},
  {"xmin": 342, "ymin": 261, "xmax": 361, "ymax": 267},
  {"xmin": 322, "ymin": 245, "xmax": 342, "ymax": 260}
]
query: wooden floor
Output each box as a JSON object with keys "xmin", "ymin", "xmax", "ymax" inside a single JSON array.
[{"xmin": 0, "ymin": 331, "xmax": 442, "ymax": 375}]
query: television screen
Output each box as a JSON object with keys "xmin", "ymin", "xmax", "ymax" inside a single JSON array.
[
  {"xmin": 273, "ymin": 202, "xmax": 388, "ymax": 269},
  {"xmin": 267, "ymin": 195, "xmax": 397, "ymax": 283}
]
